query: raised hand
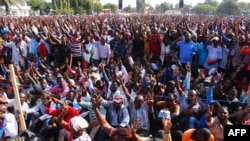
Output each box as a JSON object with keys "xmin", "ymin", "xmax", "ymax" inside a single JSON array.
[
  {"xmin": 206, "ymin": 104, "xmax": 214, "ymax": 121},
  {"xmin": 162, "ymin": 118, "xmax": 172, "ymax": 133}
]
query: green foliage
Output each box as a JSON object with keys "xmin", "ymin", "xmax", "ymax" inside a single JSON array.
[
  {"xmin": 155, "ymin": 2, "xmax": 170, "ymax": 13},
  {"xmin": 193, "ymin": 3, "xmax": 217, "ymax": 14},
  {"xmin": 136, "ymin": 0, "xmax": 145, "ymax": 13},
  {"xmin": 217, "ymin": 0, "xmax": 238, "ymax": 15},
  {"xmin": 204, "ymin": 0, "xmax": 219, "ymax": 7},
  {"xmin": 123, "ymin": 5, "xmax": 132, "ymax": 13},
  {"xmin": 0, "ymin": 0, "xmax": 24, "ymax": 14},
  {"xmin": 191, "ymin": 0, "xmax": 250, "ymax": 15},
  {"xmin": 103, "ymin": 3, "xmax": 117, "ymax": 13},
  {"xmin": 94, "ymin": 2, "xmax": 103, "ymax": 13}
]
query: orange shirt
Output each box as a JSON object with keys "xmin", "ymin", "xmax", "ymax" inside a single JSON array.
[{"xmin": 182, "ymin": 129, "xmax": 214, "ymax": 141}]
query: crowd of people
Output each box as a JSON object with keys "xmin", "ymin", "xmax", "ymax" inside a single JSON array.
[{"xmin": 0, "ymin": 14, "xmax": 249, "ymax": 141}]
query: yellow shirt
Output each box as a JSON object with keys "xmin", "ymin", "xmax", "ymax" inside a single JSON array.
[{"xmin": 143, "ymin": 35, "xmax": 150, "ymax": 55}]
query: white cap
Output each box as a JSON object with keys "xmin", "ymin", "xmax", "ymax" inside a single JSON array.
[
  {"xmin": 212, "ymin": 36, "xmax": 219, "ymax": 41},
  {"xmin": 69, "ymin": 116, "xmax": 88, "ymax": 131}
]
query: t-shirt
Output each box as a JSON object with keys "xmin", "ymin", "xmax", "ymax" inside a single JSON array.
[{"xmin": 176, "ymin": 40, "xmax": 197, "ymax": 64}]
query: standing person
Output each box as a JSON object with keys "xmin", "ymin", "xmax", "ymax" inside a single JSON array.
[
  {"xmin": 55, "ymin": 35, "xmax": 72, "ymax": 68},
  {"xmin": 149, "ymin": 28, "xmax": 161, "ymax": 57},
  {"xmin": 68, "ymin": 32, "xmax": 84, "ymax": 67},
  {"xmin": 203, "ymin": 37, "xmax": 222, "ymax": 72},
  {"xmin": 98, "ymin": 36, "xmax": 111, "ymax": 63},
  {"xmin": 3, "ymin": 38, "xmax": 26, "ymax": 67},
  {"xmin": 174, "ymin": 32, "xmax": 197, "ymax": 67}
]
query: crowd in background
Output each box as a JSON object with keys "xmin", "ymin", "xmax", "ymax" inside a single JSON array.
[{"xmin": 0, "ymin": 14, "xmax": 249, "ymax": 141}]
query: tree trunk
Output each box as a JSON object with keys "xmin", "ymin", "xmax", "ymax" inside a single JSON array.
[{"xmin": 4, "ymin": 2, "xmax": 9, "ymax": 15}]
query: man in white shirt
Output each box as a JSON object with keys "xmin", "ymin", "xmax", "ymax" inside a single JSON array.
[{"xmin": 0, "ymin": 104, "xmax": 18, "ymax": 139}]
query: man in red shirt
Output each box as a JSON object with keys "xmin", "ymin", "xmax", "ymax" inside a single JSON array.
[{"xmin": 149, "ymin": 28, "xmax": 161, "ymax": 56}]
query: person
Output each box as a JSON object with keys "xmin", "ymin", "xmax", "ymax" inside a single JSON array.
[
  {"xmin": 0, "ymin": 104, "xmax": 18, "ymax": 140},
  {"xmin": 92, "ymin": 95, "xmax": 143, "ymax": 141},
  {"xmin": 69, "ymin": 116, "xmax": 91, "ymax": 141},
  {"xmin": 203, "ymin": 36, "xmax": 222, "ymax": 71},
  {"xmin": 100, "ymin": 94, "xmax": 130, "ymax": 128},
  {"xmin": 53, "ymin": 35, "xmax": 72, "ymax": 67},
  {"xmin": 182, "ymin": 128, "xmax": 214, "ymax": 141},
  {"xmin": 206, "ymin": 106, "xmax": 233, "ymax": 141}
]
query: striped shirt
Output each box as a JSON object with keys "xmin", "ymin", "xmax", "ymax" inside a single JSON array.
[
  {"xmin": 128, "ymin": 99, "xmax": 150, "ymax": 131},
  {"xmin": 69, "ymin": 39, "xmax": 82, "ymax": 57}
]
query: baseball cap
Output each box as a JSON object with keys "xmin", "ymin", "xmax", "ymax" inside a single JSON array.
[{"xmin": 69, "ymin": 116, "xmax": 89, "ymax": 131}]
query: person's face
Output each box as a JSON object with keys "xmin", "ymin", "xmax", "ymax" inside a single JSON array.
[
  {"xmin": 61, "ymin": 36, "xmax": 67, "ymax": 45},
  {"xmin": 217, "ymin": 107, "xmax": 229, "ymax": 122},
  {"xmin": 242, "ymin": 77, "xmax": 248, "ymax": 85},
  {"xmin": 46, "ymin": 74, "xmax": 52, "ymax": 81},
  {"xmin": 0, "ymin": 105, "xmax": 7, "ymax": 119},
  {"xmin": 66, "ymin": 92, "xmax": 75, "ymax": 100},
  {"xmin": 40, "ymin": 79, "xmax": 48, "ymax": 89},
  {"xmin": 134, "ymin": 97, "xmax": 144, "ymax": 109},
  {"xmin": 70, "ymin": 128, "xmax": 84, "ymax": 138},
  {"xmin": 184, "ymin": 33, "xmax": 190, "ymax": 42},
  {"xmin": 110, "ymin": 82, "xmax": 118, "ymax": 92},
  {"xmin": 223, "ymin": 80, "xmax": 232, "ymax": 91},
  {"xmin": 0, "ymin": 58, "xmax": 4, "ymax": 64},
  {"xmin": 187, "ymin": 91, "xmax": 197, "ymax": 104},
  {"xmin": 101, "ymin": 37, "xmax": 105, "ymax": 44},
  {"xmin": 20, "ymin": 93, "xmax": 26, "ymax": 103},
  {"xmin": 41, "ymin": 95, "xmax": 51, "ymax": 106},
  {"xmin": 166, "ymin": 83, "xmax": 174, "ymax": 92},
  {"xmin": 227, "ymin": 90, "xmax": 236, "ymax": 101},
  {"xmin": 57, "ymin": 78, "xmax": 63, "ymax": 87}
]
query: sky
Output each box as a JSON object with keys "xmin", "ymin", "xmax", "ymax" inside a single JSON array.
[{"xmin": 100, "ymin": 0, "xmax": 250, "ymax": 8}]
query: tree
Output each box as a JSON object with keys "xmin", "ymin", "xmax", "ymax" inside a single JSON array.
[
  {"xmin": 204, "ymin": 0, "xmax": 219, "ymax": 7},
  {"xmin": 237, "ymin": 2, "xmax": 250, "ymax": 13},
  {"xmin": 28, "ymin": 0, "xmax": 52, "ymax": 14},
  {"xmin": 193, "ymin": 3, "xmax": 217, "ymax": 14},
  {"xmin": 123, "ymin": 5, "xmax": 132, "ymax": 13},
  {"xmin": 136, "ymin": 0, "xmax": 145, "ymax": 13},
  {"xmin": 0, "ymin": 0, "xmax": 24, "ymax": 15},
  {"xmin": 217, "ymin": 0, "xmax": 238, "ymax": 15},
  {"xmin": 94, "ymin": 2, "xmax": 102, "ymax": 13},
  {"xmin": 103, "ymin": 3, "xmax": 117, "ymax": 13},
  {"xmin": 155, "ymin": 2, "xmax": 170, "ymax": 13}
]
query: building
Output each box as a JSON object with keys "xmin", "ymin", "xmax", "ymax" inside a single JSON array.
[
  {"xmin": 165, "ymin": 10, "xmax": 182, "ymax": 15},
  {"xmin": 0, "ymin": 1, "xmax": 31, "ymax": 16}
]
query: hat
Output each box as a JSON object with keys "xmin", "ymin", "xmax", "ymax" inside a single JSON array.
[
  {"xmin": 91, "ymin": 72, "xmax": 101, "ymax": 80},
  {"xmin": 91, "ymin": 67, "xmax": 98, "ymax": 72},
  {"xmin": 208, "ymin": 68, "xmax": 217, "ymax": 76},
  {"xmin": 69, "ymin": 116, "xmax": 89, "ymax": 131},
  {"xmin": 212, "ymin": 36, "xmax": 219, "ymax": 41},
  {"xmin": 114, "ymin": 94, "xmax": 124, "ymax": 104}
]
